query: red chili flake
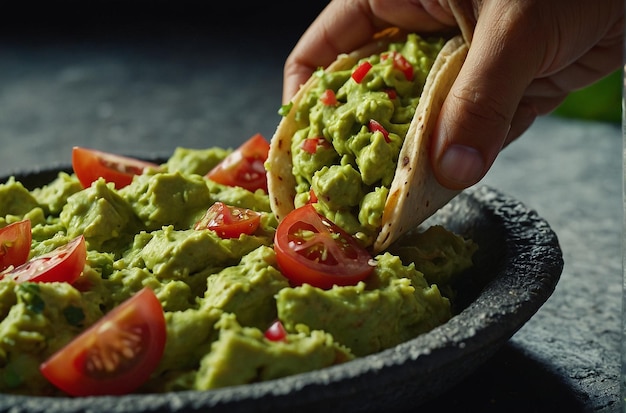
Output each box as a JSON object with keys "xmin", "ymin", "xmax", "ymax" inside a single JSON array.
[
  {"xmin": 265, "ymin": 320, "xmax": 287, "ymax": 342},
  {"xmin": 320, "ymin": 89, "xmax": 338, "ymax": 106},
  {"xmin": 384, "ymin": 88, "xmax": 397, "ymax": 100},
  {"xmin": 368, "ymin": 119, "xmax": 391, "ymax": 143},
  {"xmin": 381, "ymin": 51, "xmax": 414, "ymax": 81},
  {"xmin": 301, "ymin": 137, "xmax": 331, "ymax": 154},
  {"xmin": 351, "ymin": 61, "xmax": 372, "ymax": 84}
]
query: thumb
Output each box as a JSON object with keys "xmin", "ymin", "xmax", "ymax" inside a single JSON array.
[{"xmin": 431, "ymin": 1, "xmax": 541, "ymax": 190}]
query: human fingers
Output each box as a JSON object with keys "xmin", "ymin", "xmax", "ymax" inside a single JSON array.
[
  {"xmin": 431, "ymin": 0, "xmax": 547, "ymax": 190},
  {"xmin": 432, "ymin": 0, "xmax": 624, "ymax": 189},
  {"xmin": 283, "ymin": 0, "xmax": 458, "ymax": 103},
  {"xmin": 283, "ymin": 0, "xmax": 377, "ymax": 103},
  {"xmin": 504, "ymin": 22, "xmax": 624, "ymax": 146}
]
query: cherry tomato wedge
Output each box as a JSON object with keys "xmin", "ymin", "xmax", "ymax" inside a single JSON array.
[
  {"xmin": 40, "ymin": 287, "xmax": 166, "ymax": 396},
  {"xmin": 2, "ymin": 235, "xmax": 86, "ymax": 284},
  {"xmin": 72, "ymin": 146, "xmax": 160, "ymax": 189},
  {"xmin": 0, "ymin": 220, "xmax": 31, "ymax": 271},
  {"xmin": 205, "ymin": 133, "xmax": 270, "ymax": 192},
  {"xmin": 194, "ymin": 201, "xmax": 261, "ymax": 239},
  {"xmin": 274, "ymin": 205, "xmax": 375, "ymax": 289}
]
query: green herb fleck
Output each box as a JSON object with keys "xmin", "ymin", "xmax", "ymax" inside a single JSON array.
[
  {"xmin": 63, "ymin": 305, "xmax": 85, "ymax": 327},
  {"xmin": 3, "ymin": 367, "xmax": 23, "ymax": 389},
  {"xmin": 278, "ymin": 102, "xmax": 294, "ymax": 117},
  {"xmin": 17, "ymin": 284, "xmax": 45, "ymax": 314}
]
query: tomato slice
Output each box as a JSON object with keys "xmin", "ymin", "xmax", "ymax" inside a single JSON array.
[
  {"xmin": 194, "ymin": 201, "xmax": 261, "ymax": 239},
  {"xmin": 2, "ymin": 235, "xmax": 86, "ymax": 284},
  {"xmin": 40, "ymin": 287, "xmax": 166, "ymax": 396},
  {"xmin": 274, "ymin": 205, "xmax": 375, "ymax": 289},
  {"xmin": 205, "ymin": 133, "xmax": 270, "ymax": 192},
  {"xmin": 72, "ymin": 146, "xmax": 161, "ymax": 189},
  {"xmin": 0, "ymin": 220, "xmax": 31, "ymax": 271}
]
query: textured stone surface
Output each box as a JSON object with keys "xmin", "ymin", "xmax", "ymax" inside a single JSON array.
[{"xmin": 0, "ymin": 2, "xmax": 621, "ymax": 412}]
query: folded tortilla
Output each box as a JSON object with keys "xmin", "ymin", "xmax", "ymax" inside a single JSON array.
[{"xmin": 267, "ymin": 28, "xmax": 468, "ymax": 253}]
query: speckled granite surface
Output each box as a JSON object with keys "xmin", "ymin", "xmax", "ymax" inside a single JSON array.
[{"xmin": 0, "ymin": 2, "xmax": 621, "ymax": 412}]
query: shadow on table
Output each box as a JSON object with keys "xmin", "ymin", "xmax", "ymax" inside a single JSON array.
[{"xmin": 417, "ymin": 342, "xmax": 585, "ymax": 413}]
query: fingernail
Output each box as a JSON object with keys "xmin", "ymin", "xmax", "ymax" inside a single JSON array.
[{"xmin": 438, "ymin": 144, "xmax": 485, "ymax": 187}]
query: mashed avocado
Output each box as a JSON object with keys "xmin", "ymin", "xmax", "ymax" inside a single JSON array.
[
  {"xmin": 290, "ymin": 34, "xmax": 445, "ymax": 246},
  {"xmin": 0, "ymin": 145, "xmax": 476, "ymax": 396}
]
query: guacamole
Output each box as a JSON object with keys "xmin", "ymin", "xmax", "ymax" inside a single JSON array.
[
  {"xmin": 0, "ymin": 146, "xmax": 476, "ymax": 396},
  {"xmin": 289, "ymin": 34, "xmax": 445, "ymax": 246}
]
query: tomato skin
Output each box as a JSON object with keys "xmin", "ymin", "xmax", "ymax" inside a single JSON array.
[
  {"xmin": 274, "ymin": 205, "xmax": 375, "ymax": 290},
  {"xmin": 40, "ymin": 287, "xmax": 166, "ymax": 396},
  {"xmin": 0, "ymin": 220, "xmax": 31, "ymax": 271},
  {"xmin": 205, "ymin": 133, "xmax": 270, "ymax": 192},
  {"xmin": 72, "ymin": 147, "xmax": 160, "ymax": 189},
  {"xmin": 194, "ymin": 202, "xmax": 261, "ymax": 239},
  {"xmin": 2, "ymin": 235, "xmax": 86, "ymax": 284}
]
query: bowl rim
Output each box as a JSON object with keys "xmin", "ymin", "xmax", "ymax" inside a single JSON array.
[{"xmin": 0, "ymin": 168, "xmax": 563, "ymax": 413}]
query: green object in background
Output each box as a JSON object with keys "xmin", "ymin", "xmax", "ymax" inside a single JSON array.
[{"xmin": 553, "ymin": 69, "xmax": 622, "ymax": 123}]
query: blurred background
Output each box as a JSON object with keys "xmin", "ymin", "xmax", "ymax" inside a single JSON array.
[{"xmin": 0, "ymin": 1, "xmax": 329, "ymax": 175}]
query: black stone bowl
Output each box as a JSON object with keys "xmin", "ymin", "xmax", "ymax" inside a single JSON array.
[{"xmin": 0, "ymin": 166, "xmax": 563, "ymax": 413}]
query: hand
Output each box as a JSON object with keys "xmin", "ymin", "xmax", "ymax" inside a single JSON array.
[{"xmin": 283, "ymin": 0, "xmax": 624, "ymax": 190}]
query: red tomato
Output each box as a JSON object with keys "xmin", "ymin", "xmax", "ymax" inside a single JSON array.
[
  {"xmin": 301, "ymin": 137, "xmax": 331, "ymax": 155},
  {"xmin": 0, "ymin": 220, "xmax": 31, "ymax": 271},
  {"xmin": 194, "ymin": 201, "xmax": 261, "ymax": 239},
  {"xmin": 384, "ymin": 88, "xmax": 397, "ymax": 99},
  {"xmin": 40, "ymin": 287, "xmax": 166, "ymax": 396},
  {"xmin": 351, "ymin": 61, "xmax": 372, "ymax": 84},
  {"xmin": 381, "ymin": 51, "xmax": 414, "ymax": 81},
  {"xmin": 274, "ymin": 205, "xmax": 375, "ymax": 289},
  {"xmin": 72, "ymin": 147, "xmax": 161, "ymax": 189},
  {"xmin": 264, "ymin": 320, "xmax": 287, "ymax": 342},
  {"xmin": 319, "ymin": 89, "xmax": 338, "ymax": 106},
  {"xmin": 2, "ymin": 235, "xmax": 86, "ymax": 284},
  {"xmin": 368, "ymin": 119, "xmax": 391, "ymax": 143},
  {"xmin": 205, "ymin": 133, "xmax": 270, "ymax": 192}
]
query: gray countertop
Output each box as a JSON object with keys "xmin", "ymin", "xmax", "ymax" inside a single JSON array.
[{"xmin": 0, "ymin": 2, "xmax": 622, "ymax": 412}]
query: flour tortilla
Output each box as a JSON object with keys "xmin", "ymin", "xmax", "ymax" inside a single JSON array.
[{"xmin": 267, "ymin": 29, "xmax": 468, "ymax": 253}]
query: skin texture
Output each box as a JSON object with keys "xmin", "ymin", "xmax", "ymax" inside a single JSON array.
[{"xmin": 283, "ymin": 0, "xmax": 624, "ymax": 190}]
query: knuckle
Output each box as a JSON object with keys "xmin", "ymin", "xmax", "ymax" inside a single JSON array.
[{"xmin": 452, "ymin": 85, "xmax": 512, "ymax": 127}]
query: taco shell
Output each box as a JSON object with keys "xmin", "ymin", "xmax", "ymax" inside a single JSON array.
[{"xmin": 267, "ymin": 29, "xmax": 468, "ymax": 253}]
